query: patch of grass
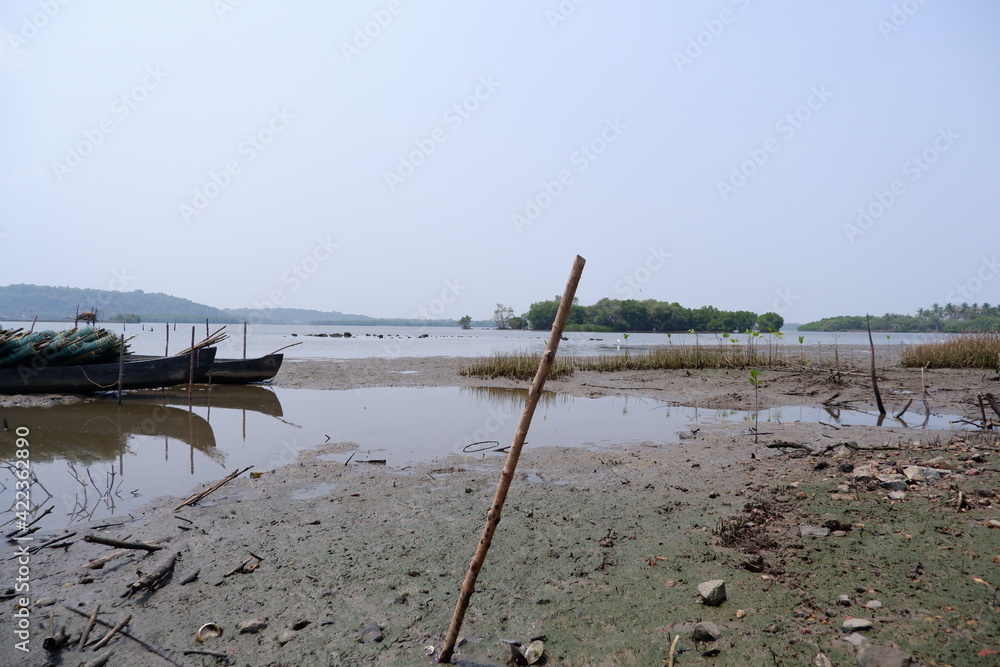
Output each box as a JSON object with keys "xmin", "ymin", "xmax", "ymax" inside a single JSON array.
[
  {"xmin": 901, "ymin": 330, "xmax": 1000, "ymax": 368},
  {"xmin": 458, "ymin": 350, "xmax": 575, "ymax": 381}
]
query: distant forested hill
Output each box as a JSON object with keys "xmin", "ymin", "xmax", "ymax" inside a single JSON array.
[
  {"xmin": 0, "ymin": 284, "xmax": 369, "ymax": 325},
  {"xmin": 799, "ymin": 304, "xmax": 1000, "ymax": 332}
]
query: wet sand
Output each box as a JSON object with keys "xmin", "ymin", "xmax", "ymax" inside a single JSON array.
[{"xmin": 4, "ymin": 353, "xmax": 999, "ymax": 666}]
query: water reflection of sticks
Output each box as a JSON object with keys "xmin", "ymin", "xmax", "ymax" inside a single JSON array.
[{"xmin": 66, "ymin": 462, "xmax": 125, "ymax": 525}]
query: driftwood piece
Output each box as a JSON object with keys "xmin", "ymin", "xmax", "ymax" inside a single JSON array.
[
  {"xmin": 6, "ymin": 505, "xmax": 53, "ymax": 539},
  {"xmin": 84, "ymin": 534, "xmax": 163, "ymax": 552},
  {"xmin": 173, "ymin": 466, "xmax": 253, "ymax": 511},
  {"xmin": 27, "ymin": 531, "xmax": 76, "ymax": 554},
  {"xmin": 124, "ymin": 553, "xmax": 177, "ymax": 598},
  {"xmin": 439, "ymin": 255, "xmax": 585, "ymax": 663},
  {"xmin": 62, "ymin": 605, "xmax": 189, "ymax": 667},
  {"xmin": 984, "ymin": 393, "xmax": 1000, "ymax": 419},
  {"xmin": 78, "ymin": 604, "xmax": 101, "ymax": 650},
  {"xmin": 81, "ymin": 648, "xmax": 116, "ymax": 667},
  {"xmin": 90, "ymin": 614, "xmax": 132, "ymax": 650},
  {"xmin": 895, "ymin": 398, "xmax": 914, "ymax": 419},
  {"xmin": 82, "ymin": 550, "xmax": 130, "ymax": 570},
  {"xmin": 42, "ymin": 626, "xmax": 69, "ymax": 652}
]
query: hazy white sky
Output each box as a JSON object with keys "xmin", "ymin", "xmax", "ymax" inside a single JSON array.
[{"xmin": 1, "ymin": 1, "xmax": 997, "ymax": 322}]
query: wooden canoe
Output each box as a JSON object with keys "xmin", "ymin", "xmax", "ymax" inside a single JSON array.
[
  {"xmin": 206, "ymin": 353, "xmax": 283, "ymax": 384},
  {"xmin": 0, "ymin": 348, "xmax": 217, "ymax": 395}
]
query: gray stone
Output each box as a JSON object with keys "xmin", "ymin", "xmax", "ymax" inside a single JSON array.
[
  {"xmin": 842, "ymin": 617, "xmax": 873, "ymax": 632},
  {"xmin": 799, "ymin": 525, "xmax": 831, "ymax": 538},
  {"xmin": 360, "ymin": 621, "xmax": 384, "ymax": 644},
  {"xmin": 837, "ymin": 594, "xmax": 852, "ymax": 606},
  {"xmin": 902, "ymin": 466, "xmax": 940, "ymax": 484},
  {"xmin": 697, "ymin": 579, "xmax": 727, "ymax": 606},
  {"xmin": 822, "ymin": 513, "xmax": 852, "ymax": 531},
  {"xmin": 238, "ymin": 618, "xmax": 268, "ymax": 634},
  {"xmin": 691, "ymin": 621, "xmax": 722, "ymax": 642},
  {"xmin": 887, "ymin": 491, "xmax": 906, "ymax": 500},
  {"xmin": 856, "ymin": 645, "xmax": 913, "ymax": 667},
  {"xmin": 842, "ymin": 632, "xmax": 870, "ymax": 648},
  {"xmin": 865, "ymin": 600, "xmax": 883, "ymax": 610},
  {"xmin": 922, "ymin": 456, "xmax": 950, "ymax": 469},
  {"xmin": 877, "ymin": 474, "xmax": 908, "ymax": 492}
]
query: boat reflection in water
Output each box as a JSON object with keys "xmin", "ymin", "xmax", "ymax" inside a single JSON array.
[{"xmin": 0, "ymin": 385, "xmax": 284, "ymax": 532}]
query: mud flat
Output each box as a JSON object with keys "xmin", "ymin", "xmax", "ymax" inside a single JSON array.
[{"xmin": 3, "ymin": 355, "xmax": 999, "ymax": 666}]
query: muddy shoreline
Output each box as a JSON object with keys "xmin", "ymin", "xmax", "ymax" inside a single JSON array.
[{"xmin": 3, "ymin": 355, "xmax": 999, "ymax": 666}]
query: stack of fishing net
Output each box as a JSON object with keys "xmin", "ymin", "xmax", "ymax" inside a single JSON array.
[{"xmin": 0, "ymin": 327, "xmax": 130, "ymax": 369}]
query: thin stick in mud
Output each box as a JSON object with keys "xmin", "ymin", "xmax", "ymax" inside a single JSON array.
[
  {"xmin": 867, "ymin": 315, "xmax": 886, "ymax": 415},
  {"xmin": 438, "ymin": 255, "xmax": 585, "ymax": 664}
]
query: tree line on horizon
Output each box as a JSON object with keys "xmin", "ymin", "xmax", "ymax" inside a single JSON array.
[
  {"xmin": 798, "ymin": 303, "xmax": 1000, "ymax": 332},
  {"xmin": 484, "ymin": 297, "xmax": 784, "ymax": 333}
]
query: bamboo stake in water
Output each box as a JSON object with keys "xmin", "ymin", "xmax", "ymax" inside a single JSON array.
[
  {"xmin": 438, "ymin": 255, "xmax": 585, "ymax": 664},
  {"xmin": 243, "ymin": 321, "xmax": 247, "ymax": 360},
  {"xmin": 165, "ymin": 323, "xmax": 169, "ymax": 357},
  {"xmin": 116, "ymin": 334, "xmax": 125, "ymax": 405},
  {"xmin": 188, "ymin": 327, "xmax": 195, "ymax": 401},
  {"xmin": 866, "ymin": 315, "xmax": 886, "ymax": 415}
]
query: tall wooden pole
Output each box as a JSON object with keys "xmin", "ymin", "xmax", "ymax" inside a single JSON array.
[
  {"xmin": 165, "ymin": 323, "xmax": 169, "ymax": 357},
  {"xmin": 243, "ymin": 321, "xmax": 247, "ymax": 360},
  {"xmin": 439, "ymin": 255, "xmax": 585, "ymax": 663},
  {"xmin": 116, "ymin": 334, "xmax": 126, "ymax": 405},
  {"xmin": 866, "ymin": 315, "xmax": 886, "ymax": 415},
  {"xmin": 188, "ymin": 326, "xmax": 195, "ymax": 401}
]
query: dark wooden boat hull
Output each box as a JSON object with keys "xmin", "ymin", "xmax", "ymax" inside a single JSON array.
[
  {"xmin": 207, "ymin": 353, "xmax": 283, "ymax": 384},
  {"xmin": 0, "ymin": 348, "xmax": 217, "ymax": 395}
]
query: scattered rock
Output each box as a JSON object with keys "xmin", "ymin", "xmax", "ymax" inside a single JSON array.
[
  {"xmin": 237, "ymin": 617, "xmax": 268, "ymax": 634},
  {"xmin": 842, "ymin": 632, "xmax": 870, "ymax": 648},
  {"xmin": 33, "ymin": 597, "xmax": 56, "ymax": 607},
  {"xmin": 735, "ymin": 609, "xmax": 746, "ymax": 619},
  {"xmin": 986, "ymin": 519, "xmax": 1000, "ymax": 529},
  {"xmin": 359, "ymin": 621, "xmax": 383, "ymax": 644},
  {"xmin": 277, "ymin": 629, "xmax": 297, "ymax": 646},
  {"xmin": 697, "ymin": 579, "xmax": 727, "ymax": 606},
  {"xmin": 877, "ymin": 474, "xmax": 909, "ymax": 492},
  {"xmin": 887, "ymin": 491, "xmax": 906, "ymax": 501},
  {"xmin": 691, "ymin": 621, "xmax": 722, "ymax": 642},
  {"xmin": 837, "ymin": 594, "xmax": 852, "ymax": 607},
  {"xmin": 799, "ymin": 525, "xmax": 831, "ymax": 538},
  {"xmin": 856, "ymin": 644, "xmax": 913, "ymax": 667},
  {"xmin": 922, "ymin": 456, "xmax": 951, "ymax": 469},
  {"xmin": 813, "ymin": 652, "xmax": 834, "ymax": 667},
  {"xmin": 865, "ymin": 600, "xmax": 883, "ymax": 610},
  {"xmin": 842, "ymin": 617, "xmax": 873, "ymax": 632},
  {"xmin": 822, "ymin": 513, "xmax": 852, "ymax": 532}
]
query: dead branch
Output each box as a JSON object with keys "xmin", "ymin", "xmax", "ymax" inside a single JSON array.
[
  {"xmin": 123, "ymin": 553, "xmax": 178, "ymax": 598},
  {"xmin": 895, "ymin": 399, "xmax": 913, "ymax": 419},
  {"xmin": 78, "ymin": 604, "xmax": 101, "ymax": 650},
  {"xmin": 172, "ymin": 466, "xmax": 253, "ymax": 511},
  {"xmin": 62, "ymin": 605, "xmax": 189, "ymax": 667},
  {"xmin": 84, "ymin": 534, "xmax": 163, "ymax": 552},
  {"xmin": 90, "ymin": 614, "xmax": 132, "ymax": 650}
]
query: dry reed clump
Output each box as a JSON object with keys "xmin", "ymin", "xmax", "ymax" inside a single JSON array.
[{"xmin": 900, "ymin": 330, "xmax": 1000, "ymax": 369}]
